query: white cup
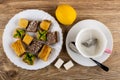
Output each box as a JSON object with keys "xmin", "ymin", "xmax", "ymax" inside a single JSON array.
[{"xmin": 75, "ymin": 28, "xmax": 107, "ymax": 58}]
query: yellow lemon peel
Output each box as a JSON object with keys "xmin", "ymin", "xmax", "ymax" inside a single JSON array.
[{"xmin": 55, "ymin": 4, "xmax": 77, "ymax": 25}]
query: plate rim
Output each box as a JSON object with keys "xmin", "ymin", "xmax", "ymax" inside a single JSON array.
[{"xmin": 2, "ymin": 9, "xmax": 63, "ymax": 70}]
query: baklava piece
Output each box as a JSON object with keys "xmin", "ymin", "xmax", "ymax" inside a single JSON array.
[
  {"xmin": 23, "ymin": 52, "xmax": 35, "ymax": 65},
  {"xmin": 18, "ymin": 18, "xmax": 29, "ymax": 28},
  {"xmin": 23, "ymin": 34, "xmax": 33, "ymax": 45},
  {"xmin": 13, "ymin": 28, "xmax": 25, "ymax": 39},
  {"xmin": 28, "ymin": 40, "xmax": 43, "ymax": 55},
  {"xmin": 40, "ymin": 20, "xmax": 51, "ymax": 31},
  {"xmin": 11, "ymin": 40, "xmax": 25, "ymax": 57},
  {"xmin": 27, "ymin": 21, "xmax": 38, "ymax": 32},
  {"xmin": 38, "ymin": 45, "xmax": 52, "ymax": 61},
  {"xmin": 47, "ymin": 31, "xmax": 58, "ymax": 45}
]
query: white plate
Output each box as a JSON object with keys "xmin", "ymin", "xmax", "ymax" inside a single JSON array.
[
  {"xmin": 2, "ymin": 9, "xmax": 63, "ymax": 70},
  {"xmin": 66, "ymin": 19, "xmax": 113, "ymax": 67}
]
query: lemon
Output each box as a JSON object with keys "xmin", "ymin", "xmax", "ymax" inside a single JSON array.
[{"xmin": 55, "ymin": 4, "xmax": 77, "ymax": 25}]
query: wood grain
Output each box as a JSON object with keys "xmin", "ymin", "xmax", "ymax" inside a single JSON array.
[{"xmin": 0, "ymin": 0, "xmax": 120, "ymax": 80}]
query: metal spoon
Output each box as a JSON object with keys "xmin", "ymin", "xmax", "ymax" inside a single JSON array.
[{"xmin": 68, "ymin": 42, "xmax": 109, "ymax": 72}]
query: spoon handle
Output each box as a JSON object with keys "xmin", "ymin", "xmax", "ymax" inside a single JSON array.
[{"xmin": 90, "ymin": 58, "xmax": 109, "ymax": 72}]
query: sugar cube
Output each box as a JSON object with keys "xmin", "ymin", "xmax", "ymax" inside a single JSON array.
[
  {"xmin": 64, "ymin": 60, "xmax": 74, "ymax": 70},
  {"xmin": 54, "ymin": 58, "xmax": 64, "ymax": 69}
]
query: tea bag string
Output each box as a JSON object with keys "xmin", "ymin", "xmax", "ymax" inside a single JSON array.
[{"xmin": 90, "ymin": 31, "xmax": 92, "ymax": 41}]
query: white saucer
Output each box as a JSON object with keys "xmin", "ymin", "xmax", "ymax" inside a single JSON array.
[
  {"xmin": 2, "ymin": 9, "xmax": 63, "ymax": 70},
  {"xmin": 66, "ymin": 19, "xmax": 113, "ymax": 67}
]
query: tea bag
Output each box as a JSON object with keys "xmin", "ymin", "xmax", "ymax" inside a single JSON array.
[
  {"xmin": 81, "ymin": 32, "xmax": 98, "ymax": 56},
  {"xmin": 82, "ymin": 32, "xmax": 98, "ymax": 47},
  {"xmin": 82, "ymin": 38, "xmax": 97, "ymax": 47}
]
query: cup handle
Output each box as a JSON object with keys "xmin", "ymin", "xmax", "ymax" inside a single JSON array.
[{"xmin": 105, "ymin": 48, "xmax": 112, "ymax": 54}]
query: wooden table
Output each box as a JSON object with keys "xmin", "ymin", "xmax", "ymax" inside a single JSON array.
[{"xmin": 0, "ymin": 0, "xmax": 120, "ymax": 80}]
